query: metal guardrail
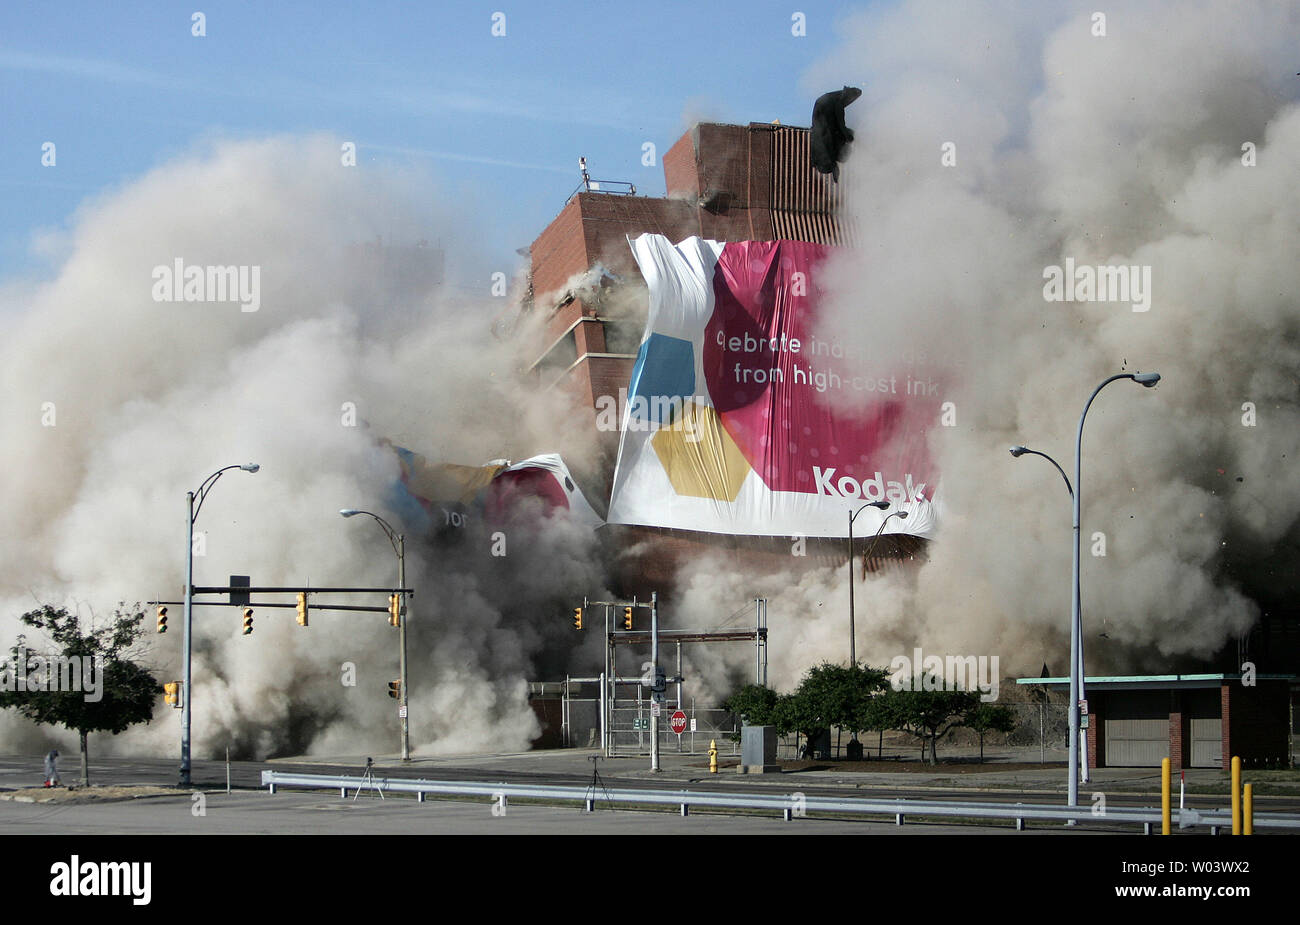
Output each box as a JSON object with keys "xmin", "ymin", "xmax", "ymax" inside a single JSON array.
[{"xmin": 259, "ymin": 770, "xmax": 1300, "ymax": 832}]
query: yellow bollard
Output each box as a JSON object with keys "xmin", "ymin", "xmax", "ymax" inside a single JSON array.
[
  {"xmin": 1231, "ymin": 756, "xmax": 1241, "ymax": 835},
  {"xmin": 1243, "ymin": 783, "xmax": 1253, "ymax": 836},
  {"xmin": 1161, "ymin": 758, "xmax": 1171, "ymax": 835},
  {"xmin": 708, "ymin": 739, "xmax": 718, "ymax": 774}
]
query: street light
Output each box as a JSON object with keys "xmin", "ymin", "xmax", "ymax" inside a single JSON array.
[
  {"xmin": 1009, "ymin": 446, "xmax": 1073, "ymax": 497},
  {"xmin": 1009, "ymin": 444, "xmax": 1089, "ymax": 783},
  {"xmin": 341, "ymin": 509, "xmax": 410, "ymax": 761},
  {"xmin": 1024, "ymin": 371, "xmax": 1160, "ymax": 811},
  {"xmin": 181, "ymin": 463, "xmax": 258, "ymax": 787},
  {"xmin": 847, "ymin": 502, "xmax": 909, "ymax": 666}
]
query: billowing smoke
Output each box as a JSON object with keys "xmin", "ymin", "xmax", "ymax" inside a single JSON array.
[
  {"xmin": 691, "ymin": 0, "xmax": 1299, "ymax": 691},
  {"xmin": 0, "ymin": 135, "xmax": 610, "ymax": 758},
  {"xmin": 5, "ymin": 2, "xmax": 1296, "ymax": 760},
  {"xmin": 657, "ymin": 2, "xmax": 1299, "ymax": 698}
]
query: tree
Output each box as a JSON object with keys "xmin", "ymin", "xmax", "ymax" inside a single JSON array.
[
  {"xmin": 722, "ymin": 665, "xmax": 890, "ymax": 758},
  {"xmin": 721, "ymin": 683, "xmax": 779, "ymax": 739},
  {"xmin": 854, "ymin": 684, "xmax": 902, "ymax": 759},
  {"xmin": 876, "ymin": 688, "xmax": 981, "ymax": 765},
  {"xmin": 772, "ymin": 663, "xmax": 888, "ymax": 759},
  {"xmin": 0, "ymin": 605, "xmax": 162, "ymax": 786},
  {"xmin": 963, "ymin": 703, "xmax": 1017, "ymax": 763}
]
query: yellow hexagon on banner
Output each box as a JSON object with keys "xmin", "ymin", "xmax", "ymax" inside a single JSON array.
[{"xmin": 651, "ymin": 400, "xmax": 751, "ymax": 501}]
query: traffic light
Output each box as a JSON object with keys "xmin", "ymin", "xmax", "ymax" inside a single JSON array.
[
  {"xmin": 388, "ymin": 593, "xmax": 401, "ymax": 627},
  {"xmin": 164, "ymin": 681, "xmax": 182, "ymax": 708},
  {"xmin": 242, "ymin": 607, "xmax": 254, "ymax": 635},
  {"xmin": 387, "ymin": 680, "xmax": 401, "ymax": 699},
  {"xmin": 156, "ymin": 606, "xmax": 168, "ymax": 634},
  {"xmin": 573, "ymin": 607, "xmax": 583, "ymax": 630},
  {"xmin": 296, "ymin": 592, "xmax": 309, "ymax": 627},
  {"xmin": 623, "ymin": 606, "xmax": 633, "ymax": 630}
]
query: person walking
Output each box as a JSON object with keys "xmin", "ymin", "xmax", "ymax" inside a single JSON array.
[{"xmin": 43, "ymin": 749, "xmax": 60, "ymax": 787}]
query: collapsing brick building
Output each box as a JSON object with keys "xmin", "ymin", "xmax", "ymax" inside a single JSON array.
[{"xmin": 517, "ymin": 122, "xmax": 928, "ymax": 595}]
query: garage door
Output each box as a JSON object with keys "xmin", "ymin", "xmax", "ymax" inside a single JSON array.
[
  {"xmin": 1190, "ymin": 717, "xmax": 1223, "ymax": 768},
  {"xmin": 1187, "ymin": 688, "xmax": 1223, "ymax": 768},
  {"xmin": 1104, "ymin": 692, "xmax": 1168, "ymax": 767}
]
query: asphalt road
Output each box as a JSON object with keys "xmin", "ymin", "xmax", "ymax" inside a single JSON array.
[
  {"xmin": 5, "ymin": 750, "xmax": 1294, "ymax": 835},
  {"xmin": 2, "ymin": 788, "xmax": 1081, "ymax": 835}
]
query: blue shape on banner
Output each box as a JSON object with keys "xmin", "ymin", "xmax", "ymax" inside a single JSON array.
[
  {"xmin": 387, "ymin": 476, "xmax": 432, "ymax": 536},
  {"xmin": 629, "ymin": 333, "xmax": 695, "ymax": 424}
]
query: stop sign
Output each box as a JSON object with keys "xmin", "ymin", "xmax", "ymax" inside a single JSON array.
[{"xmin": 670, "ymin": 710, "xmax": 688, "ymax": 734}]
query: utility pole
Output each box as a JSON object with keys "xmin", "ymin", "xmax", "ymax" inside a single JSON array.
[
  {"xmin": 650, "ymin": 591, "xmax": 660, "ymax": 773},
  {"xmin": 676, "ymin": 641, "xmax": 683, "ymax": 753},
  {"xmin": 602, "ymin": 603, "xmax": 610, "ymax": 756}
]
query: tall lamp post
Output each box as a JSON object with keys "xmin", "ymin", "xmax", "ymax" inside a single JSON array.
[
  {"xmin": 181, "ymin": 463, "xmax": 259, "ymax": 787},
  {"xmin": 341, "ymin": 509, "xmax": 410, "ymax": 761},
  {"xmin": 1024, "ymin": 371, "xmax": 1160, "ymax": 810},
  {"xmin": 847, "ymin": 502, "xmax": 909, "ymax": 666},
  {"xmin": 1009, "ymin": 445, "xmax": 1089, "ymax": 784}
]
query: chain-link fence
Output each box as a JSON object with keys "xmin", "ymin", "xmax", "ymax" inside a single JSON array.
[
  {"xmin": 802, "ymin": 703, "xmax": 1073, "ymax": 762},
  {"xmin": 549, "ymin": 684, "xmax": 1073, "ymax": 763},
  {"xmin": 605, "ymin": 704, "xmax": 741, "ymax": 756}
]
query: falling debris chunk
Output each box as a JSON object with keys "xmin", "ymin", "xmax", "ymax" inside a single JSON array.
[{"xmin": 810, "ymin": 86, "xmax": 862, "ymax": 181}]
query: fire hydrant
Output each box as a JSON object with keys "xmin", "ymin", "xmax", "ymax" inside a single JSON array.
[{"xmin": 708, "ymin": 739, "xmax": 718, "ymax": 774}]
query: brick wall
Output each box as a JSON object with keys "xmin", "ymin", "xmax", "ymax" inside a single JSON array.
[
  {"xmin": 1088, "ymin": 695, "xmax": 1102, "ymax": 768},
  {"xmin": 1168, "ymin": 690, "xmax": 1187, "ymax": 771},
  {"xmin": 1222, "ymin": 680, "xmax": 1290, "ymax": 767},
  {"xmin": 529, "ymin": 194, "xmax": 696, "ymax": 369},
  {"xmin": 530, "ymin": 199, "xmax": 588, "ymax": 302},
  {"xmin": 585, "ymin": 355, "xmax": 636, "ymax": 407},
  {"xmin": 663, "ymin": 129, "xmax": 699, "ymax": 198},
  {"xmin": 576, "ymin": 193, "xmax": 697, "ymax": 274},
  {"xmin": 572, "ymin": 317, "xmax": 605, "ymax": 355}
]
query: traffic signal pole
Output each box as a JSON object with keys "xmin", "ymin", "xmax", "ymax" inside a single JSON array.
[
  {"xmin": 586, "ymin": 593, "xmax": 668, "ymax": 760},
  {"xmin": 166, "ymin": 581, "xmax": 410, "ymax": 786}
]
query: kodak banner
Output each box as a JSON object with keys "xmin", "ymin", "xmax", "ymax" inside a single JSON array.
[{"xmin": 606, "ymin": 234, "xmax": 939, "ymax": 538}]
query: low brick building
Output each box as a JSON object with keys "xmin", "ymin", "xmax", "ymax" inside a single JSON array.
[{"xmin": 1017, "ymin": 674, "xmax": 1295, "ymax": 770}]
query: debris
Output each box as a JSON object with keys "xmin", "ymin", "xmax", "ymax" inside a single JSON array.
[{"xmin": 810, "ymin": 86, "xmax": 862, "ymax": 181}]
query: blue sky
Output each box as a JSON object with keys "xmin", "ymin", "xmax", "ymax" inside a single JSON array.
[{"xmin": 2, "ymin": 0, "xmax": 868, "ymax": 286}]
